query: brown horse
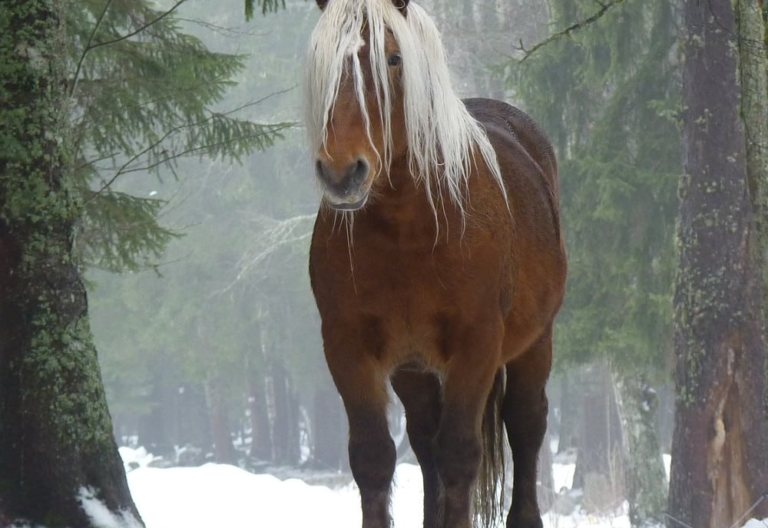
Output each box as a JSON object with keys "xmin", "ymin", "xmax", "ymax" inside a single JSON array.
[{"xmin": 305, "ymin": 1, "xmax": 566, "ymax": 527}]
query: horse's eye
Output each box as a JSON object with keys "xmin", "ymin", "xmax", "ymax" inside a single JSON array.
[{"xmin": 387, "ymin": 52, "xmax": 402, "ymax": 67}]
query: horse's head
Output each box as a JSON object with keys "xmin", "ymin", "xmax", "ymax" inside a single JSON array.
[
  {"xmin": 305, "ymin": 0, "xmax": 503, "ymax": 215},
  {"xmin": 305, "ymin": 0, "xmax": 411, "ymax": 211}
]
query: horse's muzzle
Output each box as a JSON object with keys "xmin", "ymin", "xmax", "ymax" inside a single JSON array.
[{"xmin": 316, "ymin": 158, "xmax": 370, "ymax": 210}]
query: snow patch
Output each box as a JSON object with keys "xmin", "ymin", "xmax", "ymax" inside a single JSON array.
[
  {"xmin": 119, "ymin": 447, "xmax": 768, "ymax": 528},
  {"xmin": 78, "ymin": 487, "xmax": 143, "ymax": 528}
]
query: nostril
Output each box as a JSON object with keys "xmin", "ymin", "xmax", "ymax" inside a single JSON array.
[
  {"xmin": 349, "ymin": 158, "xmax": 369, "ymax": 186},
  {"xmin": 316, "ymin": 158, "xmax": 369, "ymax": 197},
  {"xmin": 315, "ymin": 159, "xmax": 328, "ymax": 183}
]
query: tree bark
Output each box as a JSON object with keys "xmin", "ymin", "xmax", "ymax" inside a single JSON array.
[
  {"xmin": 613, "ymin": 369, "xmax": 667, "ymax": 527},
  {"xmin": 0, "ymin": 1, "xmax": 142, "ymax": 525},
  {"xmin": 669, "ymin": 1, "xmax": 768, "ymax": 526}
]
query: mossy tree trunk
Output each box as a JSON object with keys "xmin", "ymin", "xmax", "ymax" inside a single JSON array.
[
  {"xmin": 612, "ymin": 368, "xmax": 667, "ymax": 527},
  {"xmin": 668, "ymin": 1, "xmax": 768, "ymax": 526},
  {"xmin": 0, "ymin": 0, "xmax": 142, "ymax": 526}
]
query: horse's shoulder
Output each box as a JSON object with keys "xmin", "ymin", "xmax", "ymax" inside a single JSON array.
[
  {"xmin": 463, "ymin": 98, "xmax": 562, "ymax": 239},
  {"xmin": 463, "ymin": 98, "xmax": 555, "ymax": 170}
]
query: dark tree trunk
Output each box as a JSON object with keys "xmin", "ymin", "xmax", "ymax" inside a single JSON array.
[
  {"xmin": 271, "ymin": 361, "xmax": 300, "ymax": 464},
  {"xmin": 175, "ymin": 383, "xmax": 211, "ymax": 450},
  {"xmin": 310, "ymin": 382, "xmax": 347, "ymax": 471},
  {"xmin": 248, "ymin": 361, "xmax": 273, "ymax": 461},
  {"xmin": 0, "ymin": 1, "xmax": 141, "ymax": 525},
  {"xmin": 573, "ymin": 363, "xmax": 623, "ymax": 512},
  {"xmin": 204, "ymin": 373, "xmax": 236, "ymax": 464},
  {"xmin": 557, "ymin": 375, "xmax": 580, "ymax": 454},
  {"xmin": 137, "ymin": 364, "xmax": 177, "ymax": 460},
  {"xmin": 669, "ymin": 1, "xmax": 768, "ymax": 526}
]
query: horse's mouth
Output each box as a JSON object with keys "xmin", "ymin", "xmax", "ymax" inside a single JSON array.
[{"xmin": 325, "ymin": 193, "xmax": 369, "ymax": 211}]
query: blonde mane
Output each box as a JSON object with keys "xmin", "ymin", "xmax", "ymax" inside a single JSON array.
[{"xmin": 304, "ymin": 0, "xmax": 504, "ymax": 214}]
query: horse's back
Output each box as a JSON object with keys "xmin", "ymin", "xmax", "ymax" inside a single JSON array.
[
  {"xmin": 464, "ymin": 98, "xmax": 558, "ymax": 201},
  {"xmin": 464, "ymin": 98, "xmax": 566, "ymax": 357}
]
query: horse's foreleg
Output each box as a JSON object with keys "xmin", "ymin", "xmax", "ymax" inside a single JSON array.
[
  {"xmin": 391, "ymin": 368, "xmax": 442, "ymax": 528},
  {"xmin": 502, "ymin": 332, "xmax": 552, "ymax": 528},
  {"xmin": 435, "ymin": 322, "xmax": 503, "ymax": 528},
  {"xmin": 326, "ymin": 348, "xmax": 395, "ymax": 528}
]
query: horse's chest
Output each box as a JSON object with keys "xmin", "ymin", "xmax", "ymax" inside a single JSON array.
[
  {"xmin": 353, "ymin": 246, "xmax": 456, "ymax": 310},
  {"xmin": 315, "ymin": 244, "xmax": 475, "ymax": 356}
]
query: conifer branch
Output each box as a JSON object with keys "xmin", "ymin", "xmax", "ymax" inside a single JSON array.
[
  {"xmin": 87, "ymin": 0, "xmax": 188, "ymax": 53},
  {"xmin": 70, "ymin": 0, "xmax": 114, "ymax": 97},
  {"xmin": 112, "ymin": 129, "xmax": 291, "ymax": 178},
  {"xmin": 87, "ymin": 116, "xmax": 291, "ymax": 203},
  {"xmin": 515, "ymin": 0, "xmax": 627, "ymax": 62},
  {"xmin": 244, "ymin": 0, "xmax": 286, "ymax": 21},
  {"xmin": 83, "ymin": 89, "xmax": 296, "ymax": 201},
  {"xmin": 70, "ymin": 0, "xmax": 188, "ymax": 97}
]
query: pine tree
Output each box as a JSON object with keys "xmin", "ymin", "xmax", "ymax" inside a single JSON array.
[
  {"xmin": 1, "ymin": 0, "xmax": 290, "ymax": 523},
  {"xmin": 69, "ymin": 0, "xmax": 289, "ymax": 273},
  {"xmin": 509, "ymin": 1, "xmax": 678, "ymax": 523},
  {"xmin": 87, "ymin": 0, "xmax": 330, "ymax": 466}
]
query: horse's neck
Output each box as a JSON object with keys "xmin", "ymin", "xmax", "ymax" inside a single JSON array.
[{"xmin": 362, "ymin": 161, "xmax": 461, "ymax": 244}]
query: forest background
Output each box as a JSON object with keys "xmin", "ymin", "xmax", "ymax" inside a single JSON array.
[{"xmin": 2, "ymin": 0, "xmax": 767, "ymax": 527}]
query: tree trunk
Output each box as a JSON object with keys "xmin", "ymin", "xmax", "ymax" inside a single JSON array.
[
  {"xmin": 613, "ymin": 368, "xmax": 667, "ymax": 527},
  {"xmin": 0, "ymin": 1, "xmax": 141, "ymax": 525},
  {"xmin": 204, "ymin": 372, "xmax": 236, "ymax": 464},
  {"xmin": 310, "ymin": 382, "xmax": 347, "ymax": 471},
  {"xmin": 537, "ymin": 428, "xmax": 555, "ymax": 512},
  {"xmin": 669, "ymin": 1, "xmax": 768, "ymax": 526},
  {"xmin": 557, "ymin": 374, "xmax": 579, "ymax": 455},
  {"xmin": 270, "ymin": 361, "xmax": 300, "ymax": 464},
  {"xmin": 573, "ymin": 363, "xmax": 623, "ymax": 512},
  {"xmin": 248, "ymin": 361, "xmax": 273, "ymax": 461},
  {"xmin": 137, "ymin": 366, "xmax": 176, "ymax": 460},
  {"xmin": 175, "ymin": 383, "xmax": 212, "ymax": 450}
]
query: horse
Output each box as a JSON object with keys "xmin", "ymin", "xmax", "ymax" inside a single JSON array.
[{"xmin": 304, "ymin": 0, "xmax": 567, "ymax": 527}]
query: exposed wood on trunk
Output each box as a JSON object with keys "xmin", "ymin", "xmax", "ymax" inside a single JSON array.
[{"xmin": 669, "ymin": 1, "xmax": 768, "ymax": 526}]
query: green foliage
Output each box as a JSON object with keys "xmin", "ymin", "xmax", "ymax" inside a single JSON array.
[
  {"xmin": 245, "ymin": 0, "xmax": 287, "ymax": 20},
  {"xmin": 67, "ymin": 0, "xmax": 291, "ymax": 272},
  {"xmin": 87, "ymin": 0, "xmax": 322, "ymax": 432},
  {"xmin": 509, "ymin": 0, "xmax": 680, "ymax": 373}
]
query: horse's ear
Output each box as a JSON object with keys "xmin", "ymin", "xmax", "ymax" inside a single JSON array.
[
  {"xmin": 316, "ymin": 0, "xmax": 329, "ymax": 10},
  {"xmin": 393, "ymin": 0, "xmax": 409, "ymax": 14}
]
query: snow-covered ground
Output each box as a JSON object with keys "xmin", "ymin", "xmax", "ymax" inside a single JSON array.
[
  {"xmin": 120, "ymin": 447, "xmax": 610, "ymax": 528},
  {"xmin": 119, "ymin": 448, "xmax": 767, "ymax": 528}
]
